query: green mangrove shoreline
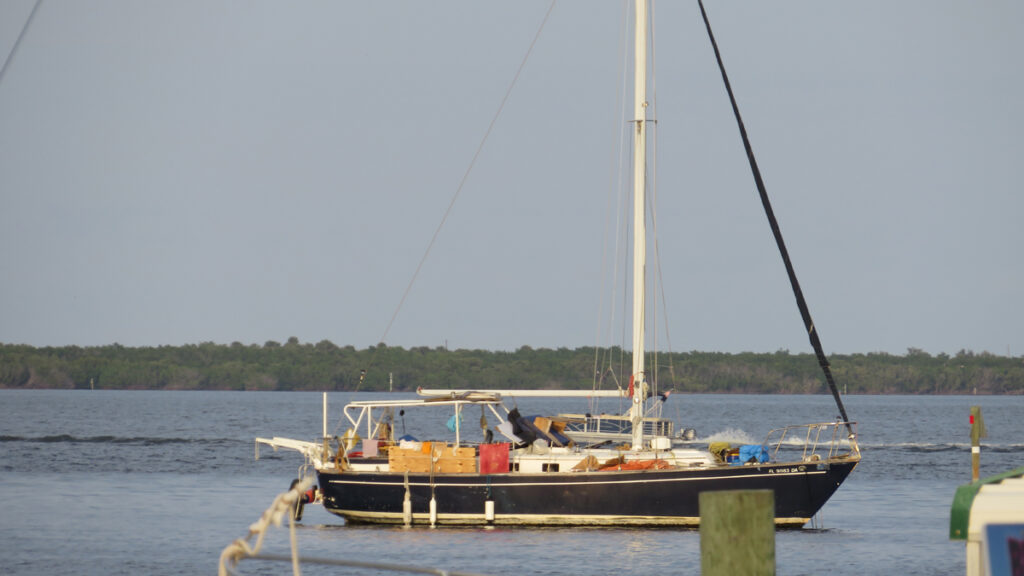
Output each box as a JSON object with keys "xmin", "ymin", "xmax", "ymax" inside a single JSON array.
[{"xmin": 1, "ymin": 340, "xmax": 1021, "ymax": 394}]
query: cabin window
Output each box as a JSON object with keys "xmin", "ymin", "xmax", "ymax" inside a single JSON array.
[
  {"xmin": 511, "ymin": 462, "xmax": 520, "ymax": 472},
  {"xmin": 542, "ymin": 463, "xmax": 560, "ymax": 473}
]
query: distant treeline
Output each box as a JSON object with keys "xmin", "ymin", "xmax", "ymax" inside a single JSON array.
[{"xmin": 1, "ymin": 340, "xmax": 1021, "ymax": 394}]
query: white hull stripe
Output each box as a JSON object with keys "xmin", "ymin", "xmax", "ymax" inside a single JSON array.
[{"xmin": 325, "ymin": 508, "xmax": 810, "ymax": 527}]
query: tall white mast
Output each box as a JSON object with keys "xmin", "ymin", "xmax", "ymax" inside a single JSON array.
[{"xmin": 630, "ymin": 0, "xmax": 649, "ymax": 451}]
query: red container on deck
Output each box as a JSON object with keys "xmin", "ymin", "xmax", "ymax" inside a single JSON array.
[{"xmin": 479, "ymin": 442, "xmax": 510, "ymax": 474}]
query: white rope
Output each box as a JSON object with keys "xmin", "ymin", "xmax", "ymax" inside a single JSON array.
[
  {"xmin": 219, "ymin": 476, "xmax": 491, "ymax": 576},
  {"xmin": 218, "ymin": 477, "xmax": 312, "ymax": 576}
]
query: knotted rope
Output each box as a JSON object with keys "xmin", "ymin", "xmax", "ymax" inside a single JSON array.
[{"xmin": 218, "ymin": 477, "xmax": 312, "ymax": 576}]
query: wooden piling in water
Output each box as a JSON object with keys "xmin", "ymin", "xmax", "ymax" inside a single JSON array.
[
  {"xmin": 700, "ymin": 489, "xmax": 775, "ymax": 576},
  {"xmin": 970, "ymin": 405, "xmax": 986, "ymax": 483}
]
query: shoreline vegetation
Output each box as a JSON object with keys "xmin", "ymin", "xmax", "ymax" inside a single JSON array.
[{"xmin": 1, "ymin": 339, "xmax": 1021, "ymax": 394}]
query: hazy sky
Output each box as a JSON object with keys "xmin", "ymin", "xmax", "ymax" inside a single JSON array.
[{"xmin": 1, "ymin": 1, "xmax": 1021, "ymax": 356}]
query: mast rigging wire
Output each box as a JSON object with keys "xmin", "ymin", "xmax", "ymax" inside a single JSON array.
[
  {"xmin": 352, "ymin": 1, "xmax": 558, "ymax": 394},
  {"xmin": 0, "ymin": 0, "xmax": 44, "ymax": 89},
  {"xmin": 697, "ymin": 0, "xmax": 853, "ymax": 434}
]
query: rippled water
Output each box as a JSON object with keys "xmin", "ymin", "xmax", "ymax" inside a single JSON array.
[{"xmin": 1, "ymin": 390, "xmax": 1021, "ymax": 575}]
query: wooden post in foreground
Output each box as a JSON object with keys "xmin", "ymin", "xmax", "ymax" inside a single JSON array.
[
  {"xmin": 970, "ymin": 405, "xmax": 987, "ymax": 483},
  {"xmin": 700, "ymin": 489, "xmax": 775, "ymax": 576}
]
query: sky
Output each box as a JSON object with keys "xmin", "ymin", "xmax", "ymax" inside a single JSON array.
[{"xmin": 1, "ymin": 1, "xmax": 1021, "ymax": 357}]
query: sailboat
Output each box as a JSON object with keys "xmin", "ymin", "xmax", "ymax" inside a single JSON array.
[{"xmin": 256, "ymin": 1, "xmax": 860, "ymax": 527}]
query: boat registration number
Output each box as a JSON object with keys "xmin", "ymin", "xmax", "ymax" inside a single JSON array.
[{"xmin": 768, "ymin": 466, "xmax": 807, "ymax": 474}]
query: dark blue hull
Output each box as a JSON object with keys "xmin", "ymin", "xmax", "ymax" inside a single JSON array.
[{"xmin": 318, "ymin": 458, "xmax": 858, "ymax": 527}]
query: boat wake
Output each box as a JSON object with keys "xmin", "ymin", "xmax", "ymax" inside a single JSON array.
[
  {"xmin": 857, "ymin": 441, "xmax": 1024, "ymax": 454},
  {"xmin": 692, "ymin": 428, "xmax": 758, "ymax": 445},
  {"xmin": 674, "ymin": 434, "xmax": 1024, "ymax": 456}
]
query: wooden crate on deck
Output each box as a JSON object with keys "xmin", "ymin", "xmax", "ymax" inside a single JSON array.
[{"xmin": 388, "ymin": 444, "xmax": 477, "ymax": 474}]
